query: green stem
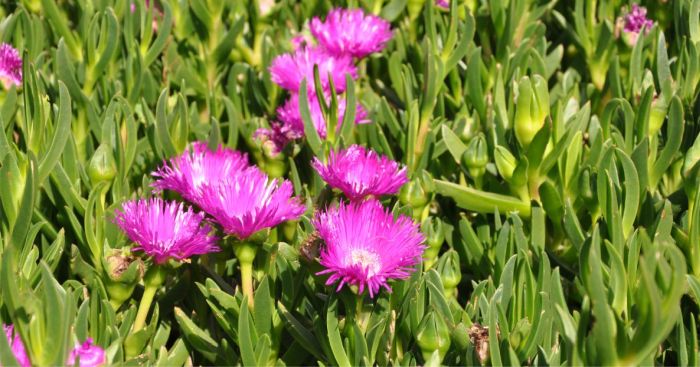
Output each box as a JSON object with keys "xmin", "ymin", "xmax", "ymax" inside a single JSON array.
[
  {"xmin": 234, "ymin": 241, "xmax": 258, "ymax": 309},
  {"xmin": 132, "ymin": 265, "xmax": 166, "ymax": 332}
]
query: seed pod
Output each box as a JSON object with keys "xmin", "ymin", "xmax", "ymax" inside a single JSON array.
[{"xmin": 103, "ymin": 249, "xmax": 144, "ymax": 309}]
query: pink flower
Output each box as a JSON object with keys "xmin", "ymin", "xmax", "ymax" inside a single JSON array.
[
  {"xmin": 277, "ymin": 93, "xmax": 369, "ymax": 140},
  {"xmin": 312, "ymin": 145, "xmax": 408, "ymax": 201},
  {"xmin": 310, "ymin": 8, "xmax": 392, "ymax": 58},
  {"xmin": 269, "ymin": 46, "xmax": 357, "ymax": 93},
  {"xmin": 66, "ymin": 338, "xmax": 105, "ymax": 367},
  {"xmin": 197, "ymin": 167, "xmax": 305, "ymax": 239},
  {"xmin": 3, "ymin": 325, "xmax": 30, "ymax": 367},
  {"xmin": 114, "ymin": 198, "xmax": 219, "ymax": 264},
  {"xmin": 622, "ymin": 4, "xmax": 653, "ymax": 45},
  {"xmin": 152, "ymin": 142, "xmax": 249, "ymax": 205},
  {"xmin": 0, "ymin": 43, "xmax": 22, "ymax": 88},
  {"xmin": 435, "ymin": 0, "xmax": 450, "ymax": 8},
  {"xmin": 313, "ymin": 200, "xmax": 425, "ymax": 297},
  {"xmin": 624, "ymin": 4, "xmax": 654, "ymax": 34}
]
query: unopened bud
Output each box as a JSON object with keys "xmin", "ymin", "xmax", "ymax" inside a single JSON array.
[
  {"xmin": 436, "ymin": 250, "xmax": 461, "ymax": 298},
  {"xmin": 514, "ymin": 75, "xmax": 550, "ymax": 149},
  {"xmin": 455, "ymin": 113, "xmax": 480, "ymax": 143},
  {"xmin": 462, "ymin": 134, "xmax": 488, "ymax": 187},
  {"xmin": 494, "ymin": 146, "xmax": 517, "ymax": 182},
  {"xmin": 649, "ymin": 96, "xmax": 668, "ymax": 137},
  {"xmin": 88, "ymin": 144, "xmax": 117, "ymax": 184},
  {"xmin": 415, "ymin": 311, "xmax": 451, "ymax": 364},
  {"xmin": 421, "ymin": 217, "xmax": 445, "ymax": 268}
]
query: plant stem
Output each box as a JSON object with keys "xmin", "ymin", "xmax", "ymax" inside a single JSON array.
[
  {"xmin": 133, "ymin": 284, "xmax": 157, "ymax": 332},
  {"xmin": 234, "ymin": 241, "xmax": 258, "ymax": 309},
  {"xmin": 132, "ymin": 265, "xmax": 166, "ymax": 332}
]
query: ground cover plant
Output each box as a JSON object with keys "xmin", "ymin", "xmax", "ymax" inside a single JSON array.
[{"xmin": 1, "ymin": 0, "xmax": 700, "ymax": 365}]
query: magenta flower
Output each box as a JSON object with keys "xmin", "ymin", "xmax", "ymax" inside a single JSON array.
[
  {"xmin": 313, "ymin": 200, "xmax": 425, "ymax": 297},
  {"xmin": 310, "ymin": 8, "xmax": 392, "ymax": 59},
  {"xmin": 435, "ymin": 0, "xmax": 450, "ymax": 8},
  {"xmin": 269, "ymin": 46, "xmax": 357, "ymax": 93},
  {"xmin": 312, "ymin": 145, "xmax": 408, "ymax": 201},
  {"xmin": 114, "ymin": 198, "xmax": 219, "ymax": 264},
  {"xmin": 3, "ymin": 325, "xmax": 30, "ymax": 367},
  {"xmin": 277, "ymin": 93, "xmax": 369, "ymax": 140},
  {"xmin": 152, "ymin": 141, "xmax": 249, "ymax": 205},
  {"xmin": 0, "ymin": 43, "xmax": 22, "ymax": 88},
  {"xmin": 623, "ymin": 4, "xmax": 653, "ymax": 44},
  {"xmin": 66, "ymin": 338, "xmax": 105, "ymax": 367},
  {"xmin": 197, "ymin": 167, "xmax": 305, "ymax": 239}
]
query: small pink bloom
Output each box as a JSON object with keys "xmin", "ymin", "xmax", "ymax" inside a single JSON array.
[
  {"xmin": 66, "ymin": 338, "xmax": 106, "ymax": 367},
  {"xmin": 310, "ymin": 8, "xmax": 392, "ymax": 58},
  {"xmin": 623, "ymin": 4, "xmax": 653, "ymax": 44},
  {"xmin": 197, "ymin": 167, "xmax": 305, "ymax": 239},
  {"xmin": 3, "ymin": 324, "xmax": 30, "ymax": 367},
  {"xmin": 269, "ymin": 46, "xmax": 357, "ymax": 93},
  {"xmin": 313, "ymin": 200, "xmax": 425, "ymax": 297},
  {"xmin": 152, "ymin": 141, "xmax": 250, "ymax": 205},
  {"xmin": 312, "ymin": 145, "xmax": 408, "ymax": 201},
  {"xmin": 435, "ymin": 0, "xmax": 450, "ymax": 8},
  {"xmin": 114, "ymin": 198, "xmax": 219, "ymax": 263},
  {"xmin": 0, "ymin": 44, "xmax": 22, "ymax": 88}
]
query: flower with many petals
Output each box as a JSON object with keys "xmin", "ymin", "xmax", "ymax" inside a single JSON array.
[
  {"xmin": 3, "ymin": 324, "xmax": 30, "ymax": 367},
  {"xmin": 114, "ymin": 198, "xmax": 219, "ymax": 264},
  {"xmin": 67, "ymin": 338, "xmax": 106, "ymax": 367},
  {"xmin": 269, "ymin": 46, "xmax": 357, "ymax": 93},
  {"xmin": 152, "ymin": 142, "xmax": 249, "ymax": 205},
  {"xmin": 313, "ymin": 200, "xmax": 425, "ymax": 297},
  {"xmin": 310, "ymin": 8, "xmax": 392, "ymax": 59},
  {"xmin": 198, "ymin": 167, "xmax": 305, "ymax": 239},
  {"xmin": 0, "ymin": 43, "xmax": 22, "ymax": 88},
  {"xmin": 312, "ymin": 145, "xmax": 408, "ymax": 201}
]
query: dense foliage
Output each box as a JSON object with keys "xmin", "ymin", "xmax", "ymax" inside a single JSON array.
[{"xmin": 1, "ymin": 0, "xmax": 700, "ymax": 365}]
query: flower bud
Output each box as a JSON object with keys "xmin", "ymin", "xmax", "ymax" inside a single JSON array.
[
  {"xmin": 399, "ymin": 172, "xmax": 434, "ymax": 220},
  {"xmin": 509, "ymin": 319, "xmax": 532, "ymax": 349},
  {"xmin": 578, "ymin": 167, "xmax": 598, "ymax": 214},
  {"xmin": 462, "ymin": 134, "xmax": 488, "ymax": 187},
  {"xmin": 648, "ymin": 96, "xmax": 668, "ymax": 137},
  {"xmin": 451, "ymin": 322, "xmax": 471, "ymax": 351},
  {"xmin": 88, "ymin": 143, "xmax": 117, "ymax": 184},
  {"xmin": 261, "ymin": 156, "xmax": 288, "ymax": 179},
  {"xmin": 494, "ymin": 146, "xmax": 517, "ymax": 182},
  {"xmin": 436, "ymin": 250, "xmax": 461, "ymax": 298},
  {"xmin": 514, "ymin": 75, "xmax": 550, "ymax": 149},
  {"xmin": 455, "ymin": 113, "xmax": 480, "ymax": 143},
  {"xmin": 415, "ymin": 311, "xmax": 451, "ymax": 364},
  {"xmin": 421, "ymin": 217, "xmax": 445, "ymax": 268}
]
